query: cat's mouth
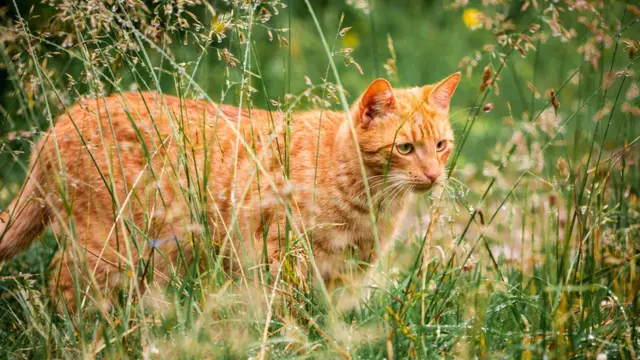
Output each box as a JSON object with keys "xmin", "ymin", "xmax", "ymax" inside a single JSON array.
[{"xmin": 410, "ymin": 182, "xmax": 438, "ymax": 193}]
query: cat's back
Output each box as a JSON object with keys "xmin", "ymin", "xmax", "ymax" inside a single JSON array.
[
  {"xmin": 46, "ymin": 92, "xmax": 236, "ymax": 161},
  {"xmin": 46, "ymin": 92, "xmax": 338, "ymax": 174},
  {"xmin": 54, "ymin": 92, "xmax": 215, "ymax": 138}
]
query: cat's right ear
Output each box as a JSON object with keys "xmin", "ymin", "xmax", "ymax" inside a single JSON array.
[
  {"xmin": 426, "ymin": 72, "xmax": 461, "ymax": 113},
  {"xmin": 357, "ymin": 78, "xmax": 396, "ymax": 128}
]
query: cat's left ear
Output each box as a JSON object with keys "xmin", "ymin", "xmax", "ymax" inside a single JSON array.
[
  {"xmin": 358, "ymin": 78, "xmax": 397, "ymax": 128},
  {"xmin": 426, "ymin": 72, "xmax": 461, "ymax": 113}
]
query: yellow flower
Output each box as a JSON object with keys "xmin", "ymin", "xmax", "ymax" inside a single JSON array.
[
  {"xmin": 211, "ymin": 18, "xmax": 225, "ymax": 34},
  {"xmin": 341, "ymin": 32, "xmax": 360, "ymax": 49},
  {"xmin": 462, "ymin": 8, "xmax": 482, "ymax": 30}
]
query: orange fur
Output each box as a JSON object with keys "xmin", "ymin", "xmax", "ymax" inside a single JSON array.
[{"xmin": 0, "ymin": 73, "xmax": 460, "ymax": 311}]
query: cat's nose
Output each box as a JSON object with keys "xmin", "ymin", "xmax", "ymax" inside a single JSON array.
[{"xmin": 423, "ymin": 160, "xmax": 442, "ymax": 183}]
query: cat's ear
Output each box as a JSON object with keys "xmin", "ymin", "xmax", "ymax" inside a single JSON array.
[
  {"xmin": 358, "ymin": 78, "xmax": 396, "ymax": 128},
  {"xmin": 426, "ymin": 72, "xmax": 461, "ymax": 113}
]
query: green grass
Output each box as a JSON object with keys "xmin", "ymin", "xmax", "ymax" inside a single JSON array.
[{"xmin": 0, "ymin": 0, "xmax": 639, "ymax": 358}]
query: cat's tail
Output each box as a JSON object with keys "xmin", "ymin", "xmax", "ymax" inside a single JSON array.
[{"xmin": 0, "ymin": 158, "xmax": 50, "ymax": 261}]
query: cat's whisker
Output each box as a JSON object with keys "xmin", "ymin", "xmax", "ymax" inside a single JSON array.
[
  {"xmin": 352, "ymin": 174, "xmax": 390, "ymax": 186},
  {"xmin": 380, "ymin": 182, "xmax": 402, "ymax": 199},
  {"xmin": 386, "ymin": 184, "xmax": 405, "ymax": 206},
  {"xmin": 352, "ymin": 174, "xmax": 401, "ymax": 190},
  {"xmin": 379, "ymin": 181, "xmax": 408, "ymax": 210},
  {"xmin": 389, "ymin": 184, "xmax": 411, "ymax": 209},
  {"xmin": 396, "ymin": 185, "xmax": 414, "ymax": 210},
  {"xmin": 373, "ymin": 180, "xmax": 401, "ymax": 204},
  {"xmin": 372, "ymin": 181, "xmax": 393, "ymax": 198},
  {"xmin": 353, "ymin": 176, "xmax": 406, "ymax": 199},
  {"xmin": 353, "ymin": 180, "xmax": 390, "ymax": 199}
]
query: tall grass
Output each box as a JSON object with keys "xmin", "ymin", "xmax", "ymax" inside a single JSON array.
[{"xmin": 0, "ymin": 0, "xmax": 638, "ymax": 358}]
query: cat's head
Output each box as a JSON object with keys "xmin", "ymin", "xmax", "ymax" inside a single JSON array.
[{"xmin": 350, "ymin": 72, "xmax": 460, "ymax": 193}]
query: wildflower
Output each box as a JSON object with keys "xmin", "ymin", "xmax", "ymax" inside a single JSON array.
[
  {"xmin": 210, "ymin": 16, "xmax": 227, "ymax": 34},
  {"xmin": 627, "ymin": 4, "xmax": 640, "ymax": 16},
  {"xmin": 428, "ymin": 280, "xmax": 437, "ymax": 291},
  {"xmin": 620, "ymin": 103, "xmax": 640, "ymax": 116},
  {"xmin": 480, "ymin": 65, "xmax": 492, "ymax": 91},
  {"xmin": 527, "ymin": 82, "xmax": 541, "ymax": 99},
  {"xmin": 341, "ymin": 32, "xmax": 360, "ymax": 49},
  {"xmin": 556, "ymin": 157, "xmax": 569, "ymax": 178},
  {"xmin": 528, "ymin": 23, "xmax": 540, "ymax": 33},
  {"xmin": 482, "ymin": 161, "xmax": 500, "ymax": 178},
  {"xmin": 462, "ymin": 8, "xmax": 482, "ymax": 30},
  {"xmin": 593, "ymin": 101, "xmax": 613, "ymax": 121},
  {"xmin": 603, "ymin": 72, "xmax": 617, "ymax": 89},
  {"xmin": 548, "ymin": 89, "xmax": 559, "ymax": 114},
  {"xmin": 384, "ymin": 34, "xmax": 398, "ymax": 80},
  {"xmin": 186, "ymin": 223, "xmax": 204, "ymax": 234},
  {"xmin": 625, "ymin": 83, "xmax": 639, "ymax": 101},
  {"xmin": 258, "ymin": 7, "xmax": 272, "ymax": 23},
  {"xmin": 622, "ymin": 39, "xmax": 638, "ymax": 60},
  {"xmin": 346, "ymin": 0, "xmax": 370, "ymax": 13},
  {"xmin": 217, "ymin": 48, "xmax": 239, "ymax": 68},
  {"xmin": 538, "ymin": 109, "xmax": 561, "ymax": 136},
  {"xmin": 579, "ymin": 40, "xmax": 602, "ymax": 69},
  {"xmin": 462, "ymin": 262, "xmax": 475, "ymax": 272},
  {"xmin": 339, "ymin": 26, "xmax": 352, "ymax": 37}
]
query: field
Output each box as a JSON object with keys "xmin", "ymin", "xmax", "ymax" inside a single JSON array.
[{"xmin": 0, "ymin": 0, "xmax": 638, "ymax": 358}]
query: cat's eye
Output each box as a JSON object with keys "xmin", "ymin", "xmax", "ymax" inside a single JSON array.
[
  {"xmin": 396, "ymin": 143, "xmax": 414, "ymax": 155},
  {"xmin": 436, "ymin": 140, "xmax": 447, "ymax": 152}
]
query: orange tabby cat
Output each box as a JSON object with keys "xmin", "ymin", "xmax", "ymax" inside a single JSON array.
[{"xmin": 0, "ymin": 72, "xmax": 460, "ymax": 311}]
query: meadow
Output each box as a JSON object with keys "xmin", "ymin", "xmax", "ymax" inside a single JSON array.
[{"xmin": 0, "ymin": 0, "xmax": 638, "ymax": 358}]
